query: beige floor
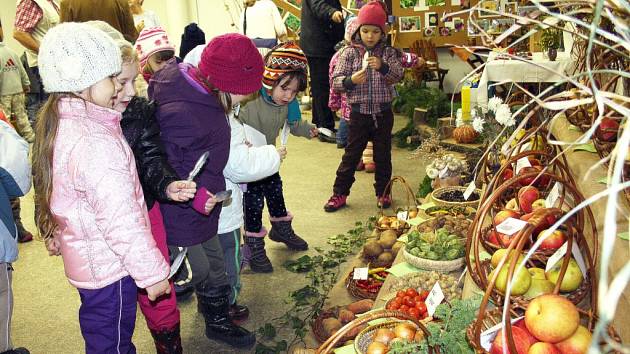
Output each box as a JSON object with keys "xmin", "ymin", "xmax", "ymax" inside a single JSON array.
[{"xmin": 11, "ymin": 115, "xmax": 427, "ymax": 353}]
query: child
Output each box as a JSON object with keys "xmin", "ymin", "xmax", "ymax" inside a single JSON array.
[
  {"xmin": 32, "ymin": 23, "xmax": 171, "ymax": 353},
  {"xmin": 149, "ymin": 33, "xmax": 262, "ymax": 348},
  {"xmin": 0, "ymin": 21, "xmax": 34, "ymax": 143},
  {"xmin": 134, "ymin": 26, "xmax": 175, "ymax": 97},
  {"xmin": 238, "ymin": 42, "xmax": 316, "ymax": 273},
  {"xmin": 89, "ymin": 20, "xmax": 196, "ymax": 354},
  {"xmin": 324, "ymin": 1, "xmax": 404, "ymax": 212},
  {"xmin": 0, "ymin": 120, "xmax": 30, "ymax": 354}
]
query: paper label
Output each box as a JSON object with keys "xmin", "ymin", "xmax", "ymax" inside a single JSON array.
[
  {"xmin": 479, "ymin": 316, "xmax": 524, "ymax": 350},
  {"xmin": 280, "ymin": 121, "xmax": 290, "ymax": 146},
  {"xmin": 496, "ymin": 217, "xmax": 528, "ymax": 236},
  {"xmin": 406, "ymin": 217, "xmax": 426, "ymax": 226},
  {"xmin": 397, "ymin": 211, "xmax": 409, "ymax": 221},
  {"xmin": 544, "ymin": 241, "xmax": 587, "ymax": 278},
  {"xmin": 515, "ymin": 157, "xmax": 532, "ymax": 174},
  {"xmin": 425, "ymin": 281, "xmax": 445, "ymax": 317},
  {"xmin": 353, "ymin": 267, "xmax": 369, "ymax": 280},
  {"xmin": 545, "ymin": 182, "xmax": 562, "ymax": 208},
  {"xmin": 463, "ymin": 182, "xmax": 476, "ymax": 200}
]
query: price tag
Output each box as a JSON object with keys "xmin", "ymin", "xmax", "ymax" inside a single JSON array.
[
  {"xmin": 496, "ymin": 217, "xmax": 528, "ymax": 236},
  {"xmin": 397, "ymin": 210, "xmax": 409, "ymax": 221},
  {"xmin": 280, "ymin": 121, "xmax": 290, "ymax": 146},
  {"xmin": 353, "ymin": 267, "xmax": 369, "ymax": 280},
  {"xmin": 545, "ymin": 182, "xmax": 562, "ymax": 208},
  {"xmin": 544, "ymin": 241, "xmax": 587, "ymax": 278},
  {"xmin": 515, "ymin": 157, "xmax": 531, "ymax": 174},
  {"xmin": 463, "ymin": 182, "xmax": 476, "ymax": 200},
  {"xmin": 425, "ymin": 281, "xmax": 445, "ymax": 317},
  {"xmin": 479, "ymin": 316, "xmax": 524, "ymax": 351}
]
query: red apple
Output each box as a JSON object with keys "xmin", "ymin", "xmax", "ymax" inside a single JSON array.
[
  {"xmin": 528, "ymin": 342, "xmax": 561, "ymax": 354},
  {"xmin": 491, "ymin": 326, "xmax": 537, "ymax": 354},
  {"xmin": 525, "ymin": 295, "xmax": 579, "ymax": 343},
  {"xmin": 488, "ymin": 229, "xmax": 500, "ymax": 245},
  {"xmin": 595, "ymin": 118, "xmax": 619, "ymax": 142},
  {"xmin": 519, "ymin": 166, "xmax": 550, "ymax": 188},
  {"xmin": 494, "ymin": 209, "xmax": 522, "ymax": 227},
  {"xmin": 555, "ymin": 325, "xmax": 592, "ymax": 354},
  {"xmin": 518, "ymin": 186, "xmax": 540, "ymax": 213},
  {"xmin": 537, "ymin": 229, "xmax": 567, "ymax": 250},
  {"xmin": 520, "ymin": 212, "xmax": 548, "ymax": 238},
  {"xmin": 503, "ymin": 168, "xmax": 515, "ymax": 181},
  {"xmin": 513, "ymin": 320, "xmax": 539, "ymax": 345}
]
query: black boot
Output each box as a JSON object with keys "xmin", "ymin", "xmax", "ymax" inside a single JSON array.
[
  {"xmin": 10, "ymin": 199, "xmax": 32, "ymax": 243},
  {"xmin": 197, "ymin": 291, "xmax": 256, "ymax": 348},
  {"xmin": 150, "ymin": 323, "xmax": 183, "ymax": 354},
  {"xmin": 1, "ymin": 348, "xmax": 29, "ymax": 354},
  {"xmin": 229, "ymin": 302, "xmax": 250, "ymax": 323},
  {"xmin": 269, "ymin": 213, "xmax": 308, "ymax": 251},
  {"xmin": 244, "ymin": 229, "xmax": 273, "ymax": 273}
]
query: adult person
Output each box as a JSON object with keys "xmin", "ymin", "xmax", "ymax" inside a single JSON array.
[
  {"xmin": 239, "ymin": 0, "xmax": 287, "ymax": 57},
  {"xmin": 59, "ymin": 0, "xmax": 138, "ymax": 42},
  {"xmin": 128, "ymin": 0, "xmax": 161, "ymax": 34},
  {"xmin": 300, "ymin": 0, "xmax": 344, "ymax": 142},
  {"xmin": 12, "ymin": 0, "xmax": 59, "ymax": 124}
]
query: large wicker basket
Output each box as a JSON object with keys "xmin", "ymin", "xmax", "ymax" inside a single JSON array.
[
  {"xmin": 431, "ymin": 186, "xmax": 482, "ymax": 208},
  {"xmin": 402, "ymin": 247, "xmax": 465, "ymax": 272}
]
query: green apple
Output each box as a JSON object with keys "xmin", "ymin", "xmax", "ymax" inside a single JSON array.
[
  {"xmin": 492, "ymin": 264, "xmax": 532, "ymax": 296},
  {"xmin": 524, "ymin": 278, "xmax": 555, "ymax": 299},
  {"xmin": 529, "ymin": 267, "xmax": 546, "ymax": 280},
  {"xmin": 491, "ymin": 249, "xmax": 525, "ymax": 269},
  {"xmin": 546, "ymin": 258, "xmax": 583, "ymax": 292}
]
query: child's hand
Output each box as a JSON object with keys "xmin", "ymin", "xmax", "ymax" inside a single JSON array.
[
  {"xmin": 351, "ymin": 69, "xmax": 368, "ymax": 84},
  {"xmin": 331, "ymin": 11, "xmax": 344, "ymax": 23},
  {"xmin": 204, "ymin": 191, "xmax": 219, "ymax": 214},
  {"xmin": 46, "ymin": 237, "xmax": 61, "ymax": 256},
  {"xmin": 367, "ymin": 56, "xmax": 382, "ymax": 70},
  {"xmin": 309, "ymin": 127, "xmax": 319, "ymax": 138},
  {"xmin": 167, "ymin": 180, "xmax": 197, "ymax": 202},
  {"xmin": 277, "ymin": 146, "xmax": 287, "ymax": 160},
  {"xmin": 146, "ymin": 279, "xmax": 171, "ymax": 301}
]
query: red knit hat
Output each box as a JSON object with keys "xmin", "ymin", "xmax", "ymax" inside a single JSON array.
[
  {"xmin": 357, "ymin": 1, "xmax": 387, "ymax": 33},
  {"xmin": 198, "ymin": 33, "xmax": 264, "ymax": 95}
]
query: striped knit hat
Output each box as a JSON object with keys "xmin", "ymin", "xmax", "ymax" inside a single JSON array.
[
  {"xmin": 135, "ymin": 27, "xmax": 175, "ymax": 68},
  {"xmin": 262, "ymin": 41, "xmax": 308, "ymax": 89}
]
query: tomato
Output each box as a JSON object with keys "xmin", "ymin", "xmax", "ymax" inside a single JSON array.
[
  {"xmin": 415, "ymin": 301, "xmax": 427, "ymax": 314},
  {"xmin": 397, "ymin": 290, "xmax": 406, "ymax": 298},
  {"xmin": 413, "ymin": 295, "xmax": 422, "ymax": 304},
  {"xmin": 406, "ymin": 288, "xmax": 419, "ymax": 298},
  {"xmin": 408, "ymin": 307, "xmax": 420, "ymax": 319},
  {"xmin": 419, "ymin": 290, "xmax": 429, "ymax": 301},
  {"xmin": 400, "ymin": 305, "xmax": 410, "ymax": 312},
  {"xmin": 392, "ymin": 298, "xmax": 402, "ymax": 306},
  {"xmin": 389, "ymin": 301, "xmax": 401, "ymax": 310},
  {"xmin": 403, "ymin": 296, "xmax": 415, "ymax": 307}
]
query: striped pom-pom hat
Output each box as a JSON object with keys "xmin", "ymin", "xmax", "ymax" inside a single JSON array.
[
  {"xmin": 135, "ymin": 26, "xmax": 175, "ymax": 68},
  {"xmin": 262, "ymin": 41, "xmax": 308, "ymax": 89}
]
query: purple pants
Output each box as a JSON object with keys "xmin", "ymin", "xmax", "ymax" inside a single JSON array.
[{"xmin": 78, "ymin": 276, "xmax": 137, "ymax": 354}]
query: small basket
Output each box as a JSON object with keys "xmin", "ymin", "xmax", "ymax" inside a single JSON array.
[
  {"xmin": 311, "ymin": 307, "xmax": 353, "ymax": 345},
  {"xmin": 354, "ymin": 319, "xmax": 421, "ymax": 354},
  {"xmin": 376, "ymin": 176, "xmax": 419, "ymax": 235},
  {"xmin": 402, "ymin": 247, "xmax": 465, "ymax": 272},
  {"xmin": 345, "ymin": 271, "xmax": 383, "ymax": 300},
  {"xmin": 431, "ymin": 186, "xmax": 482, "ymax": 208}
]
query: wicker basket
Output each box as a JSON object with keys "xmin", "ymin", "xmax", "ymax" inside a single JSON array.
[
  {"xmin": 311, "ymin": 306, "xmax": 357, "ymax": 345},
  {"xmin": 376, "ymin": 176, "xmax": 419, "ymax": 235},
  {"xmin": 402, "ymin": 247, "xmax": 465, "ymax": 272},
  {"xmin": 354, "ymin": 319, "xmax": 423, "ymax": 354},
  {"xmin": 345, "ymin": 271, "xmax": 384, "ymax": 300},
  {"xmin": 431, "ymin": 186, "xmax": 482, "ymax": 208},
  {"xmin": 315, "ymin": 310, "xmax": 437, "ymax": 354}
]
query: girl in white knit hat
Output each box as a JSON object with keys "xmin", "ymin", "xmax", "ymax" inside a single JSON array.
[{"xmin": 32, "ymin": 22, "xmax": 171, "ymax": 353}]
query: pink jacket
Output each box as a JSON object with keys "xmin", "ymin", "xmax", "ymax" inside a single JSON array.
[{"xmin": 50, "ymin": 98, "xmax": 169, "ymax": 290}]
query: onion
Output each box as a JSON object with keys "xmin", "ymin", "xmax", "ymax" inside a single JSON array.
[
  {"xmin": 366, "ymin": 341, "xmax": 388, "ymax": 354},
  {"xmin": 373, "ymin": 328, "xmax": 396, "ymax": 345},
  {"xmin": 414, "ymin": 329, "xmax": 425, "ymax": 342},
  {"xmin": 393, "ymin": 323, "xmax": 416, "ymax": 341}
]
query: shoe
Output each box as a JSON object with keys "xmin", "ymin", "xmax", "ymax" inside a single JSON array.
[
  {"xmin": 17, "ymin": 231, "xmax": 33, "ymax": 243},
  {"xmin": 150, "ymin": 323, "xmax": 183, "ymax": 354},
  {"xmin": 269, "ymin": 213, "xmax": 308, "ymax": 251},
  {"xmin": 1, "ymin": 348, "xmax": 29, "ymax": 354},
  {"xmin": 364, "ymin": 163, "xmax": 375, "ymax": 173},
  {"xmin": 174, "ymin": 283, "xmax": 195, "ymax": 301},
  {"xmin": 337, "ymin": 142, "xmax": 346, "ymax": 149},
  {"xmin": 324, "ymin": 194, "xmax": 347, "ymax": 212},
  {"xmin": 377, "ymin": 195, "xmax": 392, "ymax": 209},
  {"xmin": 197, "ymin": 291, "xmax": 256, "ymax": 348},
  {"xmin": 244, "ymin": 229, "xmax": 273, "ymax": 273},
  {"xmin": 356, "ymin": 160, "xmax": 365, "ymax": 171},
  {"xmin": 229, "ymin": 303, "xmax": 250, "ymax": 323},
  {"xmin": 318, "ymin": 134, "xmax": 336, "ymax": 144}
]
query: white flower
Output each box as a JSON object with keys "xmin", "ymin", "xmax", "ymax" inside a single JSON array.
[
  {"xmin": 495, "ymin": 104, "xmax": 513, "ymax": 126},
  {"xmin": 427, "ymin": 168, "xmax": 439, "ymax": 179},
  {"xmin": 472, "ymin": 116, "xmax": 485, "ymax": 133},
  {"xmin": 488, "ymin": 96, "xmax": 503, "ymax": 113}
]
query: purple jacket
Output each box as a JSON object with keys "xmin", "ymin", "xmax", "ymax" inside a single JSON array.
[{"xmin": 148, "ymin": 60, "xmax": 230, "ymax": 247}]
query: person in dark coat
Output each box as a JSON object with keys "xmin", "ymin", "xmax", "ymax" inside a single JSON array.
[
  {"xmin": 179, "ymin": 23, "xmax": 205, "ymax": 59},
  {"xmin": 300, "ymin": 0, "xmax": 345, "ymax": 139}
]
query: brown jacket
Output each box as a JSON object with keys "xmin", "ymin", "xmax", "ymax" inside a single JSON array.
[{"xmin": 60, "ymin": 0, "xmax": 138, "ymax": 42}]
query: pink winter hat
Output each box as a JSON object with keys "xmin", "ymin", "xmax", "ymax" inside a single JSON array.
[
  {"xmin": 198, "ymin": 33, "xmax": 264, "ymax": 95},
  {"xmin": 134, "ymin": 27, "xmax": 175, "ymax": 67},
  {"xmin": 357, "ymin": 1, "xmax": 388, "ymax": 33}
]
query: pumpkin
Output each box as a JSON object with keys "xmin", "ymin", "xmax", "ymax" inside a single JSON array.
[{"xmin": 453, "ymin": 124, "xmax": 478, "ymax": 144}]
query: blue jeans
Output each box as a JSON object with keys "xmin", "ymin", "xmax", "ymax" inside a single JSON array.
[{"xmin": 337, "ymin": 118, "xmax": 349, "ymax": 146}]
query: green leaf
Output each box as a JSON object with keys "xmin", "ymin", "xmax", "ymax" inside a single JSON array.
[{"xmin": 258, "ymin": 323, "xmax": 277, "ymax": 340}]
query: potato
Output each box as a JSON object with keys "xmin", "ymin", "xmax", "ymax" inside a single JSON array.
[
  {"xmin": 346, "ymin": 299, "xmax": 374, "ymax": 314},
  {"xmin": 363, "ymin": 241, "xmax": 383, "ymax": 257},
  {"xmin": 338, "ymin": 309, "xmax": 355, "ymax": 323},
  {"xmin": 322, "ymin": 318, "xmax": 343, "ymax": 337}
]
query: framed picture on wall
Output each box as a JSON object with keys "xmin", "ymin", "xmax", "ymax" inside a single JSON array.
[
  {"xmin": 478, "ymin": 0, "xmax": 499, "ymax": 17},
  {"xmin": 425, "ymin": 12, "xmax": 439, "ymax": 27},
  {"xmin": 400, "ymin": 0, "xmax": 419, "ymax": 9},
  {"xmin": 503, "ymin": 2, "xmax": 518, "ymax": 15},
  {"xmin": 426, "ymin": 0, "xmax": 446, "ymax": 6},
  {"xmin": 284, "ymin": 13, "xmax": 301, "ymax": 33},
  {"xmin": 399, "ymin": 16, "xmax": 422, "ymax": 32}
]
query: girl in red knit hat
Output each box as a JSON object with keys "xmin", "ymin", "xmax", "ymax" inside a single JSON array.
[
  {"xmin": 238, "ymin": 41, "xmax": 318, "ymax": 273},
  {"xmin": 324, "ymin": 0, "xmax": 404, "ymax": 212}
]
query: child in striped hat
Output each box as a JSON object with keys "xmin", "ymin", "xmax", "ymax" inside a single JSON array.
[
  {"xmin": 135, "ymin": 26, "xmax": 175, "ymax": 82},
  {"xmin": 237, "ymin": 41, "xmax": 318, "ymax": 273}
]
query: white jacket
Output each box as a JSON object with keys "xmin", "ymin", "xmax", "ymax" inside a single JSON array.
[{"xmin": 218, "ymin": 114, "xmax": 281, "ymax": 234}]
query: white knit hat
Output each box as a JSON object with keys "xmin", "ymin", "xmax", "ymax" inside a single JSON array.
[
  {"xmin": 39, "ymin": 22, "xmax": 122, "ymax": 93},
  {"xmin": 85, "ymin": 20, "xmax": 130, "ymax": 48}
]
